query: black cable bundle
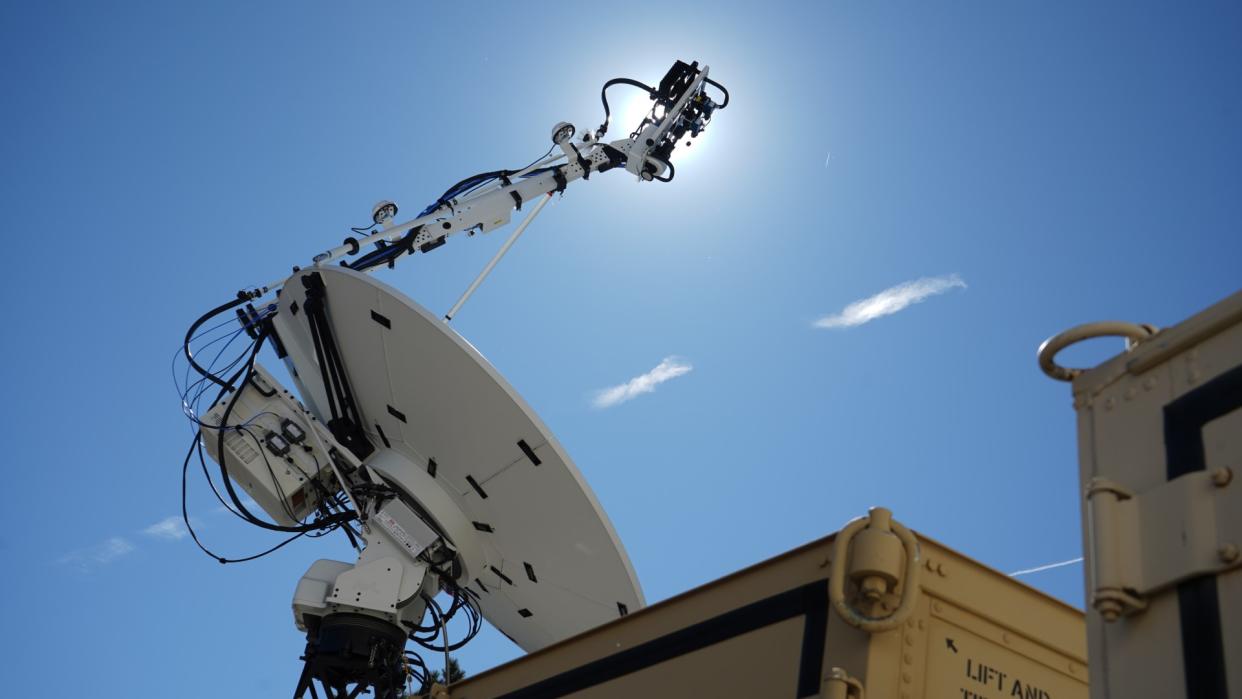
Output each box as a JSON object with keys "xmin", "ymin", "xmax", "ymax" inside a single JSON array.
[{"xmin": 175, "ymin": 295, "xmax": 358, "ymax": 564}]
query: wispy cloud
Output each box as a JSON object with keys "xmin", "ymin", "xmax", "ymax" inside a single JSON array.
[
  {"xmin": 592, "ymin": 357, "xmax": 693, "ymax": 409},
  {"xmin": 814, "ymin": 274, "xmax": 966, "ymax": 329},
  {"xmin": 143, "ymin": 516, "xmax": 189, "ymax": 541},
  {"xmin": 59, "ymin": 515, "xmax": 197, "ymax": 570},
  {"xmin": 58, "ymin": 537, "xmax": 136, "ymax": 569}
]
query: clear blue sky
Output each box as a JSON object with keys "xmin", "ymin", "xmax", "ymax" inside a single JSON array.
[{"xmin": 3, "ymin": 2, "xmax": 1240, "ymax": 696}]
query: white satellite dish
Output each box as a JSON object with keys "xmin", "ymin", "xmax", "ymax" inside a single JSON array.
[
  {"xmin": 181, "ymin": 60, "xmax": 726, "ymax": 699},
  {"xmin": 272, "ymin": 266, "xmax": 644, "ymax": 651}
]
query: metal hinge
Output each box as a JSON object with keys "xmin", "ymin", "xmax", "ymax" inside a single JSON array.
[
  {"xmin": 1085, "ymin": 467, "xmax": 1238, "ymax": 621},
  {"xmin": 822, "ymin": 667, "xmax": 865, "ymax": 699}
]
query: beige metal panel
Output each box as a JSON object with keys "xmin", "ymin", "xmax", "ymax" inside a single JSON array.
[
  {"xmin": 915, "ymin": 544, "xmax": 1086, "ymax": 661},
  {"xmin": 1174, "ymin": 316, "xmax": 1242, "ymax": 698},
  {"xmin": 449, "ymin": 535, "xmax": 836, "ymax": 699},
  {"xmin": 860, "ymin": 551, "xmax": 1088, "ymax": 699},
  {"xmin": 441, "ymin": 526, "xmax": 1086, "ymax": 699},
  {"xmin": 1204, "ymin": 410, "xmax": 1242, "ymax": 692},
  {"xmin": 566, "ymin": 619, "xmax": 805, "ymax": 698},
  {"xmin": 1063, "ymin": 289, "xmax": 1242, "ymax": 699},
  {"xmin": 1074, "ymin": 357, "xmax": 1185, "ymax": 699}
]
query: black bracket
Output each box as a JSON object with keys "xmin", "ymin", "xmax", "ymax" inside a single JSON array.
[
  {"xmin": 569, "ymin": 143, "xmax": 591, "ymax": 180},
  {"xmin": 300, "ymin": 272, "xmax": 374, "ymax": 461}
]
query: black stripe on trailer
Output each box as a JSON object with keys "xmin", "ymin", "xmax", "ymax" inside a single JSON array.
[
  {"xmin": 1162, "ymin": 361, "xmax": 1242, "ymax": 699},
  {"xmin": 496, "ymin": 579, "xmax": 829, "ymax": 699}
]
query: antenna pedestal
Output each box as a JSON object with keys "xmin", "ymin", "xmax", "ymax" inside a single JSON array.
[
  {"xmin": 295, "ymin": 613, "xmax": 410, "ymax": 699},
  {"xmin": 290, "ymin": 549, "xmax": 437, "ymax": 698}
]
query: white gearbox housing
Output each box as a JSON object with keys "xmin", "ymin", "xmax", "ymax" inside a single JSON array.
[
  {"xmin": 292, "ymin": 498, "xmax": 442, "ymax": 631},
  {"xmin": 201, "ymin": 363, "xmax": 340, "ymax": 526}
]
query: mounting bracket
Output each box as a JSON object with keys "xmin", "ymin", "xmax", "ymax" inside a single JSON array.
[{"xmin": 1086, "ymin": 467, "xmax": 1239, "ymax": 620}]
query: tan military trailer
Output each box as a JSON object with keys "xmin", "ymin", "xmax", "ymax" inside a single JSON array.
[
  {"xmin": 433, "ymin": 507, "xmax": 1087, "ymax": 699},
  {"xmin": 1040, "ymin": 288, "xmax": 1242, "ymax": 699}
]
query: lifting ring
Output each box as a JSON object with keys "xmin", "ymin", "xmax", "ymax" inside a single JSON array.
[
  {"xmin": 829, "ymin": 511, "xmax": 921, "ymax": 633},
  {"xmin": 1037, "ymin": 322, "xmax": 1158, "ymax": 382}
]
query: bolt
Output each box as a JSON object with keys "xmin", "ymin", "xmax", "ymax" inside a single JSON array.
[
  {"xmin": 1097, "ymin": 599, "xmax": 1122, "ymax": 622},
  {"xmin": 1219, "ymin": 544, "xmax": 1240, "ymax": 564},
  {"xmin": 859, "ymin": 575, "xmax": 888, "ymax": 602},
  {"xmin": 1211, "ymin": 467, "xmax": 1233, "ymax": 487}
]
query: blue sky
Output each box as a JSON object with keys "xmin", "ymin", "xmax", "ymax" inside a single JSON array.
[{"xmin": 3, "ymin": 1, "xmax": 1241, "ymax": 696}]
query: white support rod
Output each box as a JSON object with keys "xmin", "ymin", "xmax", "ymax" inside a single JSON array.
[{"xmin": 444, "ymin": 193, "xmax": 552, "ymax": 322}]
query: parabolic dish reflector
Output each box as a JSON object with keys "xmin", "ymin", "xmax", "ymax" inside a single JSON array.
[{"xmin": 272, "ymin": 266, "xmax": 643, "ymax": 651}]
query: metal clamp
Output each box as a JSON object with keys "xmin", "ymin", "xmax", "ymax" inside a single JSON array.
[
  {"xmin": 823, "ymin": 667, "xmax": 865, "ymax": 699},
  {"xmin": 1086, "ymin": 469, "xmax": 1237, "ymax": 621},
  {"xmin": 829, "ymin": 507, "xmax": 921, "ymax": 632},
  {"xmin": 1037, "ymin": 321, "xmax": 1158, "ymax": 381}
]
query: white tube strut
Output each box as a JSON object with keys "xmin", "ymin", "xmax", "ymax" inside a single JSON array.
[{"xmin": 443, "ymin": 192, "xmax": 553, "ymax": 322}]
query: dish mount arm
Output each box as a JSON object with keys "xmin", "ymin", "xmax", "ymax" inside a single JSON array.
[{"xmin": 241, "ymin": 60, "xmax": 727, "ymax": 300}]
